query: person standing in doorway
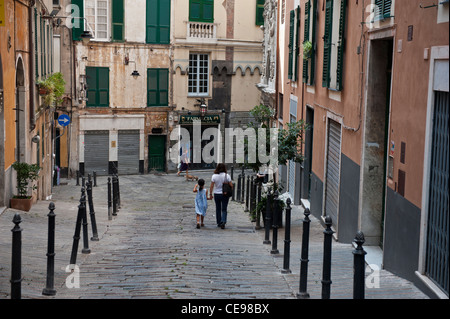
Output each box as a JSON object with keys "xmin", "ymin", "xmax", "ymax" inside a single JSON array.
[{"xmin": 209, "ymin": 164, "xmax": 233, "ymax": 229}]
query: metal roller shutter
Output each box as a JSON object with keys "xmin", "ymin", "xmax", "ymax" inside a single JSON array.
[
  {"xmin": 118, "ymin": 130, "xmax": 140, "ymax": 175},
  {"xmin": 289, "ymin": 160, "xmax": 296, "ymax": 199},
  {"xmin": 84, "ymin": 131, "xmax": 109, "ymax": 176},
  {"xmin": 324, "ymin": 119, "xmax": 341, "ymax": 228}
]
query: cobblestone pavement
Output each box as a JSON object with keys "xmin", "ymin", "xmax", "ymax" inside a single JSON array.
[{"xmin": 0, "ymin": 171, "xmax": 429, "ymax": 301}]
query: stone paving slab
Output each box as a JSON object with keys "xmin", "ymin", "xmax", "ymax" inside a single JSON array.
[{"xmin": 0, "ymin": 171, "xmax": 429, "ymax": 301}]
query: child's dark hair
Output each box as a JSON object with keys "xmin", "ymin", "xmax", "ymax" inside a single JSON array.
[{"xmin": 197, "ymin": 179, "xmax": 205, "ymax": 190}]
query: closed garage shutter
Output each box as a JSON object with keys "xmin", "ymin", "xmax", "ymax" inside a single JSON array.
[
  {"xmin": 324, "ymin": 119, "xmax": 341, "ymax": 229},
  {"xmin": 118, "ymin": 130, "xmax": 140, "ymax": 175},
  {"xmin": 288, "ymin": 160, "xmax": 296, "ymax": 199},
  {"xmin": 85, "ymin": 130, "xmax": 109, "ymax": 176}
]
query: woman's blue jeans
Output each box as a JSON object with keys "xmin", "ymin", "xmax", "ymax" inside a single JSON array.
[{"xmin": 214, "ymin": 194, "xmax": 230, "ymax": 226}]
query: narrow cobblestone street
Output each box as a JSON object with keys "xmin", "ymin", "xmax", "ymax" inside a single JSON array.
[{"xmin": 0, "ymin": 171, "xmax": 429, "ymax": 303}]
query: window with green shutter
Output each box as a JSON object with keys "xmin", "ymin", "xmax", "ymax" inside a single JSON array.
[
  {"xmin": 375, "ymin": 0, "xmax": 392, "ymax": 20},
  {"xmin": 112, "ymin": 0, "xmax": 124, "ymax": 42},
  {"xmin": 322, "ymin": 0, "xmax": 347, "ymax": 91},
  {"xmin": 71, "ymin": 0, "xmax": 84, "ymax": 41},
  {"xmin": 34, "ymin": 8, "xmax": 38, "ymax": 78},
  {"xmin": 293, "ymin": 5, "xmax": 300, "ymax": 82},
  {"xmin": 86, "ymin": 67, "xmax": 109, "ymax": 107},
  {"xmin": 288, "ymin": 10, "xmax": 295, "ymax": 80},
  {"xmin": 189, "ymin": 0, "xmax": 214, "ymax": 23},
  {"xmin": 146, "ymin": 0, "xmax": 171, "ymax": 44},
  {"xmin": 322, "ymin": 0, "xmax": 332, "ymax": 88},
  {"xmin": 256, "ymin": 0, "xmax": 265, "ymax": 26},
  {"xmin": 303, "ymin": 0, "xmax": 317, "ymax": 85},
  {"xmin": 147, "ymin": 68, "xmax": 169, "ymax": 107}
]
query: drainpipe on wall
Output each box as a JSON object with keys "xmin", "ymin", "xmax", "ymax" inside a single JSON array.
[{"xmin": 29, "ymin": 0, "xmax": 36, "ymax": 131}]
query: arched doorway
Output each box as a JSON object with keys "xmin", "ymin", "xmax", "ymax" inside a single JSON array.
[{"xmin": 15, "ymin": 57, "xmax": 26, "ymax": 163}]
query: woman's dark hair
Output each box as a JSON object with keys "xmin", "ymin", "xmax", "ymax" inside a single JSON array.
[
  {"xmin": 214, "ymin": 163, "xmax": 227, "ymax": 174},
  {"xmin": 198, "ymin": 179, "xmax": 205, "ymax": 190}
]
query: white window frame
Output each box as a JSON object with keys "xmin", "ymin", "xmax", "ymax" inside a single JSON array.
[
  {"xmin": 84, "ymin": 0, "xmax": 110, "ymax": 41},
  {"xmin": 188, "ymin": 53, "xmax": 210, "ymax": 97}
]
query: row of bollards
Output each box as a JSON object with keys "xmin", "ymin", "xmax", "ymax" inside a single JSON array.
[
  {"xmin": 255, "ymin": 185, "xmax": 368, "ymax": 299},
  {"xmin": 9, "ymin": 172, "xmax": 121, "ymax": 299}
]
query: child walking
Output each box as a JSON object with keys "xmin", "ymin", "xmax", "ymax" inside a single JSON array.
[{"xmin": 193, "ymin": 179, "xmax": 210, "ymax": 229}]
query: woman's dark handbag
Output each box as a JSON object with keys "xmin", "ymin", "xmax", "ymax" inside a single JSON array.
[{"xmin": 222, "ymin": 175, "xmax": 233, "ymax": 197}]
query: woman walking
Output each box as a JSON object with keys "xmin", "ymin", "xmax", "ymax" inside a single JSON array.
[{"xmin": 209, "ymin": 164, "xmax": 233, "ymax": 229}]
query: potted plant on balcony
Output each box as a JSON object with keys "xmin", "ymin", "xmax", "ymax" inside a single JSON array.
[{"xmin": 10, "ymin": 161, "xmax": 40, "ymax": 211}]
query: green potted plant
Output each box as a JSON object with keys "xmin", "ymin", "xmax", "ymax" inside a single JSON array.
[
  {"xmin": 36, "ymin": 72, "xmax": 66, "ymax": 107},
  {"xmin": 302, "ymin": 40, "xmax": 313, "ymax": 60},
  {"xmin": 10, "ymin": 161, "xmax": 40, "ymax": 211}
]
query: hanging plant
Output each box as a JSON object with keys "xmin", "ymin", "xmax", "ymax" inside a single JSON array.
[
  {"xmin": 36, "ymin": 72, "xmax": 66, "ymax": 107},
  {"xmin": 302, "ymin": 41, "xmax": 313, "ymax": 60}
]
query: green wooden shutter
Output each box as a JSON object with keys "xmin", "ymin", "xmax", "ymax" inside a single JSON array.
[
  {"xmin": 322, "ymin": 0, "xmax": 333, "ymax": 88},
  {"xmin": 71, "ymin": 0, "xmax": 84, "ymax": 41},
  {"xmin": 159, "ymin": 0, "xmax": 171, "ymax": 44},
  {"xmin": 293, "ymin": 5, "xmax": 300, "ymax": 82},
  {"xmin": 34, "ymin": 8, "xmax": 38, "ymax": 78},
  {"xmin": 147, "ymin": 69, "xmax": 158, "ymax": 106},
  {"xmin": 288, "ymin": 10, "xmax": 295, "ymax": 80},
  {"xmin": 86, "ymin": 67, "xmax": 98, "ymax": 107},
  {"xmin": 159, "ymin": 69, "xmax": 168, "ymax": 106},
  {"xmin": 147, "ymin": 0, "xmax": 171, "ymax": 44},
  {"xmin": 112, "ymin": 0, "xmax": 124, "ymax": 42},
  {"xmin": 146, "ymin": 0, "xmax": 158, "ymax": 43},
  {"xmin": 148, "ymin": 69, "xmax": 169, "ymax": 106},
  {"xmin": 190, "ymin": 0, "xmax": 214, "ymax": 23},
  {"xmin": 336, "ymin": 0, "xmax": 347, "ymax": 91},
  {"xmin": 97, "ymin": 67, "xmax": 109, "ymax": 107},
  {"xmin": 256, "ymin": 0, "xmax": 265, "ymax": 26},
  {"xmin": 310, "ymin": 0, "xmax": 317, "ymax": 85},
  {"xmin": 375, "ymin": 0, "xmax": 392, "ymax": 20},
  {"xmin": 302, "ymin": 0, "xmax": 310, "ymax": 83}
]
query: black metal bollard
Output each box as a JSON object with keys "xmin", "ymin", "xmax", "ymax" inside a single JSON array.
[
  {"xmin": 116, "ymin": 175, "xmax": 121, "ymax": 208},
  {"xmin": 70, "ymin": 193, "xmax": 84, "ymax": 266},
  {"xmin": 107, "ymin": 177, "xmax": 113, "ymax": 220},
  {"xmin": 255, "ymin": 180, "xmax": 262, "ymax": 230},
  {"xmin": 80, "ymin": 187, "xmax": 91, "ymax": 254},
  {"xmin": 241, "ymin": 170, "xmax": 245, "ymax": 204},
  {"xmin": 112, "ymin": 176, "xmax": 118, "ymax": 216},
  {"xmin": 271, "ymin": 190, "xmax": 280, "ymax": 254},
  {"xmin": 321, "ymin": 216, "xmax": 334, "ymax": 299},
  {"xmin": 263, "ymin": 188, "xmax": 273, "ymax": 244},
  {"xmin": 245, "ymin": 175, "xmax": 250, "ymax": 212},
  {"xmin": 236, "ymin": 174, "xmax": 242, "ymax": 202},
  {"xmin": 76, "ymin": 170, "xmax": 80, "ymax": 186},
  {"xmin": 93, "ymin": 171, "xmax": 97, "ymax": 187},
  {"xmin": 10, "ymin": 213, "xmax": 22, "ymax": 299},
  {"xmin": 42, "ymin": 203, "xmax": 56, "ymax": 296},
  {"xmin": 250, "ymin": 177, "xmax": 256, "ymax": 222},
  {"xmin": 353, "ymin": 231, "xmax": 367, "ymax": 299},
  {"xmin": 81, "ymin": 175, "xmax": 85, "ymax": 188},
  {"xmin": 231, "ymin": 182, "xmax": 236, "ymax": 201},
  {"xmin": 281, "ymin": 198, "xmax": 292, "ymax": 273},
  {"xmin": 86, "ymin": 181, "xmax": 99, "ymax": 241},
  {"xmin": 231, "ymin": 165, "xmax": 234, "ymax": 180},
  {"xmin": 297, "ymin": 208, "xmax": 311, "ymax": 299}
]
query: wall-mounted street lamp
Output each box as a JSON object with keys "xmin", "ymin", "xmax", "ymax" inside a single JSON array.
[
  {"xmin": 196, "ymin": 98, "xmax": 207, "ymax": 117},
  {"xmin": 124, "ymin": 56, "xmax": 140, "ymax": 79}
]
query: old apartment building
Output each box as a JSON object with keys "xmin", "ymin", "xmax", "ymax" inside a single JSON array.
[{"xmin": 272, "ymin": 0, "xmax": 448, "ymax": 298}]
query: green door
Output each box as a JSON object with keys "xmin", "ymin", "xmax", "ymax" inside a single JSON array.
[{"xmin": 148, "ymin": 135, "xmax": 166, "ymax": 172}]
